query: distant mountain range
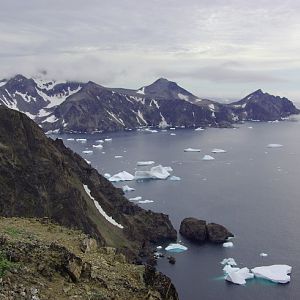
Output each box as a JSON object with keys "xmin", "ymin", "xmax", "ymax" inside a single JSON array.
[{"xmin": 0, "ymin": 74, "xmax": 298, "ymax": 133}]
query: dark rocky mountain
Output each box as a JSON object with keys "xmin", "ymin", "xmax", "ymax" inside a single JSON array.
[
  {"xmin": 229, "ymin": 89, "xmax": 299, "ymax": 121},
  {"xmin": 0, "ymin": 74, "xmax": 298, "ymax": 133},
  {"xmin": 0, "ymin": 106, "xmax": 176, "ymax": 258}
]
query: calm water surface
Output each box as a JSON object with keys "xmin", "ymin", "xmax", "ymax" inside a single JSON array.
[{"xmin": 52, "ymin": 119, "xmax": 300, "ymax": 300}]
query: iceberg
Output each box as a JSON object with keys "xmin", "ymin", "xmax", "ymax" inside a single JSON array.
[
  {"xmin": 223, "ymin": 265, "xmax": 240, "ymax": 274},
  {"xmin": 184, "ymin": 148, "xmax": 201, "ymax": 152},
  {"xmin": 122, "ymin": 185, "xmax": 135, "ymax": 192},
  {"xmin": 202, "ymin": 155, "xmax": 215, "ymax": 161},
  {"xmin": 104, "ymin": 173, "xmax": 111, "ymax": 179},
  {"xmin": 165, "ymin": 243, "xmax": 188, "ymax": 253},
  {"xmin": 129, "ymin": 196, "xmax": 142, "ymax": 201},
  {"xmin": 76, "ymin": 138, "xmax": 87, "ymax": 143},
  {"xmin": 251, "ymin": 265, "xmax": 292, "ymax": 283},
  {"xmin": 169, "ymin": 176, "xmax": 181, "ymax": 181},
  {"xmin": 138, "ymin": 200, "xmax": 154, "ymax": 204},
  {"xmin": 267, "ymin": 144, "xmax": 283, "ymax": 148},
  {"xmin": 135, "ymin": 165, "xmax": 171, "ymax": 180},
  {"xmin": 260, "ymin": 253, "xmax": 268, "ymax": 257},
  {"xmin": 225, "ymin": 267, "xmax": 254, "ymax": 285},
  {"xmin": 137, "ymin": 161, "xmax": 155, "ymax": 166},
  {"xmin": 109, "ymin": 171, "xmax": 135, "ymax": 182},
  {"xmin": 92, "ymin": 144, "xmax": 103, "ymax": 148},
  {"xmin": 211, "ymin": 148, "xmax": 226, "ymax": 153},
  {"xmin": 82, "ymin": 150, "xmax": 93, "ymax": 154},
  {"xmin": 221, "ymin": 258, "xmax": 237, "ymax": 266},
  {"xmin": 223, "ymin": 242, "xmax": 233, "ymax": 248}
]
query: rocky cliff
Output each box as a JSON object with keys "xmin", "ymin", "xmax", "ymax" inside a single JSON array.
[{"xmin": 0, "ymin": 106, "xmax": 176, "ymax": 258}]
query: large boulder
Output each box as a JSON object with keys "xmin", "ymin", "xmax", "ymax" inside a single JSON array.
[
  {"xmin": 179, "ymin": 218, "xmax": 207, "ymax": 242},
  {"xmin": 206, "ymin": 223, "xmax": 233, "ymax": 243}
]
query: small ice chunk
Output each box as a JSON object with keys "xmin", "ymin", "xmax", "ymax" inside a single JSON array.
[
  {"xmin": 225, "ymin": 267, "xmax": 254, "ymax": 285},
  {"xmin": 170, "ymin": 133, "xmax": 176, "ymax": 136},
  {"xmin": 251, "ymin": 265, "xmax": 292, "ymax": 283},
  {"xmin": 135, "ymin": 165, "xmax": 171, "ymax": 180},
  {"xmin": 138, "ymin": 200, "xmax": 154, "ymax": 204},
  {"xmin": 211, "ymin": 148, "xmax": 226, "ymax": 153},
  {"xmin": 93, "ymin": 144, "xmax": 103, "ymax": 148},
  {"xmin": 105, "ymin": 138, "xmax": 112, "ymax": 142},
  {"xmin": 202, "ymin": 155, "xmax": 215, "ymax": 161},
  {"xmin": 248, "ymin": 126, "xmax": 253, "ymax": 129},
  {"xmin": 137, "ymin": 161, "xmax": 155, "ymax": 166},
  {"xmin": 223, "ymin": 242, "xmax": 233, "ymax": 248},
  {"xmin": 122, "ymin": 185, "xmax": 135, "ymax": 192},
  {"xmin": 267, "ymin": 144, "xmax": 283, "ymax": 148},
  {"xmin": 84, "ymin": 159, "xmax": 91, "ymax": 164},
  {"xmin": 260, "ymin": 253, "xmax": 268, "ymax": 257},
  {"xmin": 169, "ymin": 176, "xmax": 181, "ymax": 181},
  {"xmin": 157, "ymin": 246, "xmax": 163, "ymax": 250},
  {"xmin": 115, "ymin": 155, "xmax": 123, "ymax": 158},
  {"xmin": 76, "ymin": 138, "xmax": 87, "ymax": 143},
  {"xmin": 67, "ymin": 138, "xmax": 75, "ymax": 141},
  {"xmin": 104, "ymin": 173, "xmax": 111, "ymax": 179},
  {"xmin": 195, "ymin": 127, "xmax": 204, "ymax": 131},
  {"xmin": 184, "ymin": 148, "xmax": 201, "ymax": 152},
  {"xmin": 165, "ymin": 243, "xmax": 188, "ymax": 253},
  {"xmin": 170, "ymin": 127, "xmax": 176, "ymax": 130},
  {"xmin": 129, "ymin": 196, "xmax": 142, "ymax": 201},
  {"xmin": 221, "ymin": 258, "xmax": 237, "ymax": 266},
  {"xmin": 95, "ymin": 139, "xmax": 104, "ymax": 143},
  {"xmin": 82, "ymin": 150, "xmax": 93, "ymax": 154},
  {"xmin": 109, "ymin": 171, "xmax": 135, "ymax": 182}
]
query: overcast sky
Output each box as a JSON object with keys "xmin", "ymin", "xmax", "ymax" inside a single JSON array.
[{"xmin": 1, "ymin": 0, "xmax": 300, "ymax": 101}]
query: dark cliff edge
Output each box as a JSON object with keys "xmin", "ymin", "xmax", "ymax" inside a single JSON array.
[{"xmin": 0, "ymin": 106, "xmax": 177, "ymax": 259}]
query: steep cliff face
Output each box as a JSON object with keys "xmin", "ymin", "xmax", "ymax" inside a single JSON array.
[
  {"xmin": 0, "ymin": 106, "xmax": 176, "ymax": 257},
  {"xmin": 0, "ymin": 217, "xmax": 179, "ymax": 300}
]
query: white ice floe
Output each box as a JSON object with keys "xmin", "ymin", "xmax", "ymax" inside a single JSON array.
[
  {"xmin": 122, "ymin": 185, "xmax": 135, "ymax": 192},
  {"xmin": 135, "ymin": 165, "xmax": 171, "ymax": 180},
  {"xmin": 109, "ymin": 171, "xmax": 135, "ymax": 182},
  {"xmin": 104, "ymin": 173, "xmax": 111, "ymax": 179},
  {"xmin": 83, "ymin": 185, "xmax": 124, "ymax": 229},
  {"xmin": 169, "ymin": 176, "xmax": 181, "ymax": 181},
  {"xmin": 184, "ymin": 148, "xmax": 201, "ymax": 152},
  {"xmin": 165, "ymin": 243, "xmax": 188, "ymax": 253},
  {"xmin": 137, "ymin": 161, "xmax": 155, "ymax": 166},
  {"xmin": 225, "ymin": 267, "xmax": 254, "ymax": 285},
  {"xmin": 114, "ymin": 155, "xmax": 123, "ymax": 158},
  {"xmin": 95, "ymin": 139, "xmax": 104, "ymax": 143},
  {"xmin": 223, "ymin": 242, "xmax": 234, "ymax": 248},
  {"xmin": 221, "ymin": 258, "xmax": 237, "ymax": 266},
  {"xmin": 202, "ymin": 155, "xmax": 215, "ymax": 161},
  {"xmin": 92, "ymin": 144, "xmax": 103, "ymax": 148},
  {"xmin": 267, "ymin": 144, "xmax": 283, "ymax": 148},
  {"xmin": 138, "ymin": 200, "xmax": 154, "ymax": 204},
  {"xmin": 67, "ymin": 138, "xmax": 75, "ymax": 141},
  {"xmin": 251, "ymin": 265, "xmax": 292, "ymax": 283},
  {"xmin": 195, "ymin": 127, "xmax": 204, "ymax": 131},
  {"xmin": 82, "ymin": 150, "xmax": 93, "ymax": 154},
  {"xmin": 76, "ymin": 138, "xmax": 87, "ymax": 143},
  {"xmin": 260, "ymin": 253, "xmax": 268, "ymax": 257},
  {"xmin": 104, "ymin": 138, "xmax": 112, "ymax": 142},
  {"xmin": 211, "ymin": 148, "xmax": 226, "ymax": 153},
  {"xmin": 129, "ymin": 196, "xmax": 142, "ymax": 201}
]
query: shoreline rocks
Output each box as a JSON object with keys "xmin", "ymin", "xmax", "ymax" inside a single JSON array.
[{"xmin": 179, "ymin": 217, "xmax": 233, "ymax": 244}]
